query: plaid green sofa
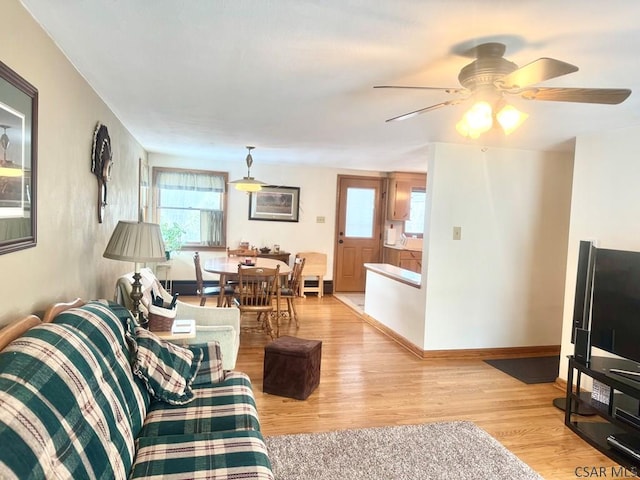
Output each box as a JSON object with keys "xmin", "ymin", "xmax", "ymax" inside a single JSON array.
[{"xmin": 0, "ymin": 301, "xmax": 273, "ymax": 479}]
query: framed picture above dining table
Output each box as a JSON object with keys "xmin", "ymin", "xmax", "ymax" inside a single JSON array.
[{"xmin": 248, "ymin": 185, "xmax": 300, "ymax": 222}]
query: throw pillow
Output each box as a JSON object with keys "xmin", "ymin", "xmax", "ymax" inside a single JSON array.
[
  {"xmin": 189, "ymin": 341, "xmax": 226, "ymax": 386},
  {"xmin": 131, "ymin": 326, "xmax": 202, "ymax": 405}
]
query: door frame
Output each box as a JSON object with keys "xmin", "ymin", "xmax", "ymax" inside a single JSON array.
[{"xmin": 332, "ymin": 174, "xmax": 386, "ymax": 293}]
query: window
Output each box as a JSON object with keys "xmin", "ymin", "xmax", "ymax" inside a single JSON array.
[
  {"xmin": 404, "ymin": 188, "xmax": 425, "ymax": 236},
  {"xmin": 344, "ymin": 187, "xmax": 376, "ymax": 238},
  {"xmin": 152, "ymin": 167, "xmax": 227, "ymax": 249}
]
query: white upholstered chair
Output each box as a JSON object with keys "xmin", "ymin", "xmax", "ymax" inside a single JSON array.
[{"xmin": 115, "ymin": 267, "xmax": 240, "ymax": 370}]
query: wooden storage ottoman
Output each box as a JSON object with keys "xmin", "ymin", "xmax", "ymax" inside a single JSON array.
[{"xmin": 263, "ymin": 336, "xmax": 322, "ymax": 400}]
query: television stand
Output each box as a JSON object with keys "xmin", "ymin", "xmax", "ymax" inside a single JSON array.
[
  {"xmin": 552, "ymin": 394, "xmax": 597, "ymax": 416},
  {"xmin": 566, "ymin": 356, "xmax": 640, "ymax": 470},
  {"xmin": 610, "ymin": 369, "xmax": 640, "ymax": 381}
]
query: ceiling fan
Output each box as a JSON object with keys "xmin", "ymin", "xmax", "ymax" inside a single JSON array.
[{"xmin": 374, "ymin": 42, "xmax": 631, "ymax": 137}]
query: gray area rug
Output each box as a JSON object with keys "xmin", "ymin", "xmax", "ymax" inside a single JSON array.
[{"xmin": 265, "ymin": 421, "xmax": 542, "ymax": 480}]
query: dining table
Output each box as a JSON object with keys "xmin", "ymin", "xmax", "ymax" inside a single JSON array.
[{"xmin": 203, "ymin": 257, "xmax": 292, "ymax": 307}]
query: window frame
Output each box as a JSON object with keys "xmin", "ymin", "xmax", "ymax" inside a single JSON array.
[
  {"xmin": 403, "ymin": 187, "xmax": 426, "ymax": 238},
  {"xmin": 151, "ymin": 166, "xmax": 228, "ymax": 251}
]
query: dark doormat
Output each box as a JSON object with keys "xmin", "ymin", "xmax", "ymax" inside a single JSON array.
[{"xmin": 484, "ymin": 355, "xmax": 560, "ymax": 384}]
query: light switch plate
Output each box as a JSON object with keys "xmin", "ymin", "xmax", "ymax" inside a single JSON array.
[{"xmin": 453, "ymin": 226, "xmax": 462, "ymax": 240}]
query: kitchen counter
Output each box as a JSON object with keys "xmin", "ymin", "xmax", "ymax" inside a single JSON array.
[
  {"xmin": 364, "ymin": 263, "xmax": 421, "ymax": 288},
  {"xmin": 384, "ymin": 243, "xmax": 421, "ymax": 252}
]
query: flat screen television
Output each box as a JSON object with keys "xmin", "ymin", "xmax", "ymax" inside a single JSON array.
[{"xmin": 590, "ymin": 248, "xmax": 640, "ymax": 365}]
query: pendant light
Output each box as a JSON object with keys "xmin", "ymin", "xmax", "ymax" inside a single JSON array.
[{"xmin": 229, "ymin": 146, "xmax": 266, "ymax": 192}]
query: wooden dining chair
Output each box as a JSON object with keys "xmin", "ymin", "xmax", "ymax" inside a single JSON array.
[
  {"xmin": 233, "ymin": 264, "xmax": 280, "ymax": 338},
  {"xmin": 225, "ymin": 247, "xmax": 257, "ymax": 289},
  {"xmin": 279, "ymin": 256, "xmax": 306, "ymax": 328},
  {"xmin": 194, "ymin": 252, "xmax": 235, "ymax": 307},
  {"xmin": 227, "ymin": 247, "xmax": 258, "ymax": 258}
]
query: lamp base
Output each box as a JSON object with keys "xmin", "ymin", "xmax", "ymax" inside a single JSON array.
[{"xmin": 129, "ymin": 271, "xmax": 147, "ymax": 328}]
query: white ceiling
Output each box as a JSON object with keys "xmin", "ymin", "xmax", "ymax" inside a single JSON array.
[{"xmin": 20, "ymin": 0, "xmax": 640, "ymax": 171}]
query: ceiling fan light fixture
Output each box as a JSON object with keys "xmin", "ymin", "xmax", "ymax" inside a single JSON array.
[
  {"xmin": 455, "ymin": 119, "xmax": 484, "ymax": 139},
  {"xmin": 229, "ymin": 146, "xmax": 267, "ymax": 192},
  {"xmin": 456, "ymin": 101, "xmax": 493, "ymax": 138},
  {"xmin": 496, "ymin": 104, "xmax": 528, "ymax": 135},
  {"xmin": 464, "ymin": 101, "xmax": 493, "ymax": 131},
  {"xmin": 379, "ymin": 42, "xmax": 631, "ymax": 140},
  {"xmin": 455, "ymin": 118, "xmax": 472, "ymax": 138}
]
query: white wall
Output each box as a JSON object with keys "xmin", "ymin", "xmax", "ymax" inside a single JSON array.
[
  {"xmin": 364, "ymin": 270, "xmax": 426, "ymax": 348},
  {"xmin": 559, "ymin": 125, "xmax": 640, "ymax": 381},
  {"xmin": 0, "ymin": 0, "xmax": 585, "ymax": 355},
  {"xmin": 148, "ymin": 153, "xmax": 383, "ymax": 282},
  {"xmin": 0, "ymin": 1, "xmax": 143, "ymax": 325},
  {"xmin": 423, "ymin": 143, "xmax": 574, "ymax": 350}
]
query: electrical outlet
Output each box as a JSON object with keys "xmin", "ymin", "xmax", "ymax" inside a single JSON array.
[
  {"xmin": 316, "ymin": 216, "xmax": 325, "ymax": 223},
  {"xmin": 453, "ymin": 226, "xmax": 462, "ymax": 240}
]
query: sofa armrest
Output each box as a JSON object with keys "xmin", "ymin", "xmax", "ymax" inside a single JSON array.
[
  {"xmin": 175, "ymin": 303, "xmax": 240, "ymax": 370},
  {"xmin": 191, "ymin": 326, "xmax": 238, "ymax": 370},
  {"xmin": 189, "ymin": 341, "xmax": 226, "ymax": 385},
  {"xmin": 175, "ymin": 302, "xmax": 240, "ymax": 332}
]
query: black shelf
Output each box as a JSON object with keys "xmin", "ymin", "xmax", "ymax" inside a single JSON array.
[{"xmin": 566, "ymin": 356, "xmax": 640, "ymax": 470}]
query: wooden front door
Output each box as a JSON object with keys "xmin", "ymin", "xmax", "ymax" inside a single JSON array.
[{"xmin": 334, "ymin": 175, "xmax": 384, "ymax": 292}]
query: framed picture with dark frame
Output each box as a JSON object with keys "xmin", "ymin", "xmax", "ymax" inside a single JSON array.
[
  {"xmin": 249, "ymin": 185, "xmax": 300, "ymax": 222},
  {"xmin": 0, "ymin": 61, "xmax": 38, "ymax": 255}
]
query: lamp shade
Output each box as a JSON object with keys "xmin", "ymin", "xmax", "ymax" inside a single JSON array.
[
  {"xmin": 228, "ymin": 177, "xmax": 266, "ymax": 192},
  {"xmin": 103, "ymin": 221, "xmax": 167, "ymax": 262},
  {"xmin": 496, "ymin": 104, "xmax": 529, "ymax": 135}
]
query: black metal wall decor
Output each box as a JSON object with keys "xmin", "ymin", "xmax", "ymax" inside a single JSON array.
[{"xmin": 91, "ymin": 122, "xmax": 113, "ymax": 223}]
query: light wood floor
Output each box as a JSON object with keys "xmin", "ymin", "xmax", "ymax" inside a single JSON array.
[{"xmin": 189, "ymin": 294, "xmax": 615, "ymax": 479}]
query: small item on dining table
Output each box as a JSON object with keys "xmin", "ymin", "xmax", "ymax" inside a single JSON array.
[{"xmin": 244, "ymin": 257, "xmax": 255, "ymax": 266}]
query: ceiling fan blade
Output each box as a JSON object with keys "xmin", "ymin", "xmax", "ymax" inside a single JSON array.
[
  {"xmin": 519, "ymin": 87, "xmax": 632, "ymax": 104},
  {"xmin": 374, "ymin": 85, "xmax": 465, "ymax": 94},
  {"xmin": 385, "ymin": 100, "xmax": 460, "ymax": 122},
  {"xmin": 499, "ymin": 58, "xmax": 579, "ymax": 89}
]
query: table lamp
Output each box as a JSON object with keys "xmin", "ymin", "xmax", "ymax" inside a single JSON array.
[{"xmin": 103, "ymin": 220, "xmax": 166, "ymax": 325}]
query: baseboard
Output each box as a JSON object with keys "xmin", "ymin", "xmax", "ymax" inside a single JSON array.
[
  {"xmin": 555, "ymin": 376, "xmax": 568, "ymax": 393},
  {"xmin": 360, "ymin": 312, "xmax": 560, "ymax": 361},
  {"xmin": 165, "ymin": 280, "xmax": 200, "ymax": 296},
  {"xmin": 421, "ymin": 344, "xmax": 561, "ymax": 360},
  {"xmin": 360, "ymin": 313, "xmax": 424, "ymax": 358},
  {"xmin": 167, "ymin": 280, "xmax": 334, "ymax": 296}
]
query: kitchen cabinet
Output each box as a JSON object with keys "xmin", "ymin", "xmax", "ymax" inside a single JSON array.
[
  {"xmin": 386, "ymin": 172, "xmax": 426, "ymax": 221},
  {"xmin": 384, "ymin": 247, "xmax": 422, "ymax": 274}
]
